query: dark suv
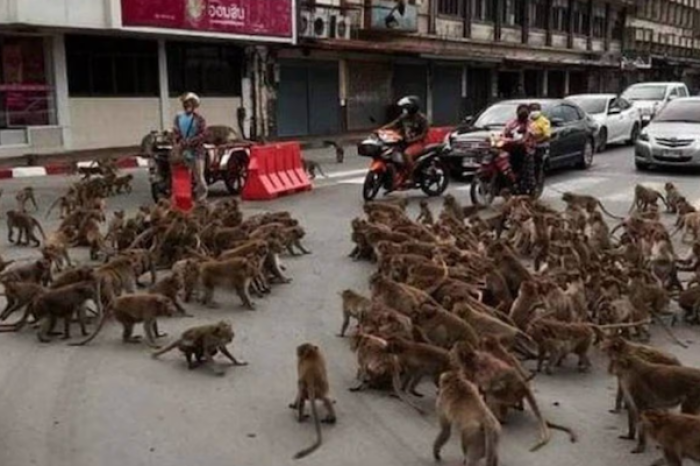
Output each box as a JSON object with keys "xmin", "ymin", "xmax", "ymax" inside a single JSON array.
[{"xmin": 443, "ymin": 99, "xmax": 599, "ymax": 178}]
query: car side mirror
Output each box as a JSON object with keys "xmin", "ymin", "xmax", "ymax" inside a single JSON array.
[
  {"xmin": 668, "ymin": 94, "xmax": 678, "ymax": 101},
  {"xmin": 550, "ymin": 117, "xmax": 564, "ymax": 127},
  {"xmin": 462, "ymin": 115, "xmax": 474, "ymax": 125},
  {"xmin": 608, "ymin": 107, "xmax": 621, "ymax": 115}
]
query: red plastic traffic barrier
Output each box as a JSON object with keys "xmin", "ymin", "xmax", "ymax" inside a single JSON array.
[
  {"xmin": 242, "ymin": 142, "xmax": 312, "ymax": 201},
  {"xmin": 426, "ymin": 126, "xmax": 454, "ymax": 145},
  {"xmin": 171, "ymin": 163, "xmax": 193, "ymax": 212}
]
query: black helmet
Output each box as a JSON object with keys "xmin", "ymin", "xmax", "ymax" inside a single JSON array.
[{"xmin": 397, "ymin": 95, "xmax": 420, "ymax": 115}]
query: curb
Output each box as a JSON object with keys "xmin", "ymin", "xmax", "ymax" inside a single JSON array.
[{"xmin": 0, "ymin": 156, "xmax": 149, "ymax": 180}]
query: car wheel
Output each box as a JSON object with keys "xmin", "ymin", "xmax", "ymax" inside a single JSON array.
[
  {"xmin": 577, "ymin": 139, "xmax": 594, "ymax": 169},
  {"xmin": 597, "ymin": 127, "xmax": 607, "ymax": 152},
  {"xmin": 635, "ymin": 161, "xmax": 651, "ymax": 171},
  {"xmin": 627, "ymin": 123, "xmax": 640, "ymax": 145}
]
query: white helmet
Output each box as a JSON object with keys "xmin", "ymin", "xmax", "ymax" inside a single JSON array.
[{"xmin": 180, "ymin": 92, "xmax": 201, "ymax": 107}]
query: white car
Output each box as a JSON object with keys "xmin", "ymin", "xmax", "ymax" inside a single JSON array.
[
  {"xmin": 621, "ymin": 82, "xmax": 690, "ymax": 126},
  {"xmin": 566, "ymin": 93, "xmax": 641, "ymax": 152}
]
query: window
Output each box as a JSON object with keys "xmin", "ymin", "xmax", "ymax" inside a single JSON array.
[
  {"xmin": 618, "ymin": 98, "xmax": 632, "ymax": 110},
  {"xmin": 592, "ymin": 6, "xmax": 605, "ymax": 38},
  {"xmin": 167, "ymin": 42, "xmax": 242, "ymax": 97},
  {"xmin": 473, "ymin": 0, "xmax": 495, "ymax": 22},
  {"xmin": 438, "ymin": 0, "xmax": 463, "ymax": 17},
  {"xmin": 572, "ymin": 1, "xmax": 590, "ymax": 35},
  {"xmin": 677, "ymin": 86, "xmax": 689, "ymax": 97},
  {"xmin": 561, "ymin": 105, "xmax": 581, "ymax": 122},
  {"xmin": 66, "ymin": 35, "xmax": 158, "ymax": 97},
  {"xmin": 552, "ymin": 0, "xmax": 569, "ymax": 32},
  {"xmin": 529, "ymin": 0, "xmax": 547, "ymax": 29},
  {"xmin": 669, "ymin": 87, "xmax": 679, "ymax": 97},
  {"xmin": 502, "ymin": 0, "xmax": 523, "ymax": 26}
]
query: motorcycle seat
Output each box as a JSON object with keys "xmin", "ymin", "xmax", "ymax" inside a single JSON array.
[{"xmin": 414, "ymin": 143, "xmax": 442, "ymax": 157}]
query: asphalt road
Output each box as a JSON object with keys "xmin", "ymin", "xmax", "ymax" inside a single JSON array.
[{"xmin": 0, "ymin": 143, "xmax": 699, "ymax": 466}]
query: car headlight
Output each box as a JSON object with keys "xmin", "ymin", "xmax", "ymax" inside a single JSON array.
[{"xmin": 638, "ymin": 132, "xmax": 650, "ymax": 142}]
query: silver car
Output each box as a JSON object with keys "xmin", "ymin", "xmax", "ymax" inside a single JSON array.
[{"xmin": 635, "ymin": 97, "xmax": 700, "ymax": 170}]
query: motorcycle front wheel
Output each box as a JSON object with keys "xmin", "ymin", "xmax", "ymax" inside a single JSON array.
[
  {"xmin": 469, "ymin": 175, "xmax": 496, "ymax": 207},
  {"xmin": 418, "ymin": 159, "xmax": 449, "ymax": 197},
  {"xmin": 362, "ymin": 170, "xmax": 383, "ymax": 201}
]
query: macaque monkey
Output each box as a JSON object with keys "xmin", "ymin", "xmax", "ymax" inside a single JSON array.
[
  {"xmin": 71, "ymin": 294, "xmax": 176, "ymax": 347},
  {"xmin": 31, "ymin": 281, "xmax": 99, "ymax": 342},
  {"xmin": 338, "ymin": 289, "xmax": 371, "ymax": 337},
  {"xmin": 15, "ymin": 186, "xmax": 38, "ymax": 212},
  {"xmin": 0, "ymin": 281, "xmax": 44, "ymax": 321},
  {"xmin": 152, "ymin": 321, "xmax": 247, "ymax": 375},
  {"xmin": 665, "ymin": 182, "xmax": 683, "ymax": 214},
  {"xmin": 0, "ymin": 259, "xmax": 51, "ymax": 286},
  {"xmin": 433, "ymin": 371, "xmax": 501, "ymax": 466},
  {"xmin": 301, "ymin": 158, "xmax": 327, "ymax": 179},
  {"xmin": 7, "ymin": 210, "xmax": 45, "ymax": 246},
  {"xmin": 112, "ymin": 174, "xmax": 134, "ymax": 194},
  {"xmin": 641, "ymin": 409, "xmax": 700, "ymax": 466},
  {"xmin": 629, "ymin": 184, "xmax": 668, "ymax": 213},
  {"xmin": 199, "ymin": 257, "xmax": 259, "ymax": 309},
  {"xmin": 416, "ymin": 200, "xmax": 434, "ymax": 226},
  {"xmin": 561, "ymin": 191, "xmax": 623, "ymax": 220},
  {"xmin": 323, "ymin": 140, "xmax": 345, "ymax": 163},
  {"xmin": 289, "ymin": 343, "xmax": 337, "ymax": 459},
  {"xmin": 149, "ymin": 273, "xmax": 191, "ymax": 317}
]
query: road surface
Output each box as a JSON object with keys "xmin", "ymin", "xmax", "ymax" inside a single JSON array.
[{"xmin": 0, "ymin": 143, "xmax": 698, "ymax": 466}]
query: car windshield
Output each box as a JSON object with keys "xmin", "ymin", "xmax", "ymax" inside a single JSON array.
[
  {"xmin": 473, "ymin": 103, "xmax": 523, "ymax": 128},
  {"xmin": 622, "ymin": 85, "xmax": 667, "ymax": 101},
  {"xmin": 653, "ymin": 101, "xmax": 700, "ymax": 123},
  {"xmin": 566, "ymin": 97, "xmax": 607, "ymax": 114}
]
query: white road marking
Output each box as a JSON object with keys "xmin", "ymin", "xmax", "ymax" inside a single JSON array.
[
  {"xmin": 12, "ymin": 167, "xmax": 47, "ymax": 178},
  {"xmin": 601, "ymin": 191, "xmax": 633, "ymax": 203},
  {"xmin": 337, "ymin": 176, "xmax": 368, "ymax": 185},
  {"xmin": 546, "ymin": 175, "xmax": 609, "ymax": 193},
  {"xmin": 326, "ymin": 168, "xmax": 367, "ymax": 179}
]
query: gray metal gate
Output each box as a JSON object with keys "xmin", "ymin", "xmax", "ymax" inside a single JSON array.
[
  {"xmin": 432, "ymin": 65, "xmax": 463, "ymax": 126},
  {"xmin": 276, "ymin": 60, "xmax": 340, "ymax": 137},
  {"xmin": 393, "ymin": 64, "xmax": 428, "ymax": 114}
]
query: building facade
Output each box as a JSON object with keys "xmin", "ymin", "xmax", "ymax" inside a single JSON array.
[
  {"xmin": 0, "ymin": 0, "xmax": 293, "ymax": 157},
  {"xmin": 1, "ymin": 0, "xmax": 700, "ymax": 152}
]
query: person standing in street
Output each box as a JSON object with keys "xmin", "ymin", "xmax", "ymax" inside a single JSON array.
[{"xmin": 173, "ymin": 92, "xmax": 208, "ymax": 202}]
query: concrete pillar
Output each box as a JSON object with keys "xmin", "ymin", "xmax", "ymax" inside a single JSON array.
[
  {"xmin": 426, "ymin": 64, "xmax": 433, "ymax": 122},
  {"xmin": 491, "ymin": 68, "xmax": 499, "ymax": 99},
  {"xmin": 564, "ymin": 69, "xmax": 570, "ymax": 95},
  {"xmin": 51, "ymin": 33, "xmax": 72, "ymax": 149},
  {"xmin": 157, "ymin": 39, "xmax": 170, "ymax": 131},
  {"xmin": 542, "ymin": 70, "xmax": 549, "ymax": 97}
]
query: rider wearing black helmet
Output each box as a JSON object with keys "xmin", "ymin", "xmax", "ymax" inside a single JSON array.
[{"xmin": 382, "ymin": 95, "xmax": 430, "ymax": 175}]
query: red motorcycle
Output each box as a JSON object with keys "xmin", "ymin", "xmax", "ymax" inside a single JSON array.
[
  {"xmin": 469, "ymin": 134, "xmax": 546, "ymax": 206},
  {"xmin": 357, "ymin": 129, "xmax": 449, "ymax": 201}
]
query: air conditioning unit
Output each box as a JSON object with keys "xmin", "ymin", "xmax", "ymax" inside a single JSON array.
[
  {"xmin": 299, "ymin": 10, "xmax": 314, "ymax": 38},
  {"xmin": 331, "ymin": 14, "xmax": 352, "ymax": 39},
  {"xmin": 311, "ymin": 8, "xmax": 330, "ymax": 38}
]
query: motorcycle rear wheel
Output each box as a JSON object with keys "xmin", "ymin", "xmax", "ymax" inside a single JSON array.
[
  {"xmin": 469, "ymin": 176, "xmax": 496, "ymax": 207},
  {"xmin": 418, "ymin": 159, "xmax": 449, "ymax": 197},
  {"xmin": 362, "ymin": 170, "xmax": 382, "ymax": 201},
  {"xmin": 224, "ymin": 151, "xmax": 249, "ymax": 195}
]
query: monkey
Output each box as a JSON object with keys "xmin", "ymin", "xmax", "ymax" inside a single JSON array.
[
  {"xmin": 629, "ymin": 184, "xmax": 668, "ymax": 213},
  {"xmin": 281, "ymin": 226, "xmax": 312, "ymax": 256},
  {"xmin": 172, "ymin": 258, "xmax": 201, "ymax": 303},
  {"xmin": 338, "ymin": 289, "xmax": 371, "ymax": 337},
  {"xmin": 119, "ymin": 248, "xmax": 157, "ymax": 287},
  {"xmin": 71, "ymin": 293, "xmax": 176, "ymax": 347},
  {"xmin": 289, "ymin": 343, "xmax": 336, "ymax": 460},
  {"xmin": 385, "ymin": 336, "xmax": 452, "ymax": 397},
  {"xmin": 301, "ymin": 158, "xmax": 327, "ymax": 180},
  {"xmin": 433, "ymin": 370, "xmax": 501, "ymax": 466},
  {"xmin": 488, "ymin": 242, "xmax": 533, "ymax": 296},
  {"xmin": 152, "ymin": 321, "xmax": 247, "ymax": 375},
  {"xmin": 441, "ymin": 193, "xmax": 468, "ymax": 222},
  {"xmin": 650, "ymin": 230, "xmax": 683, "ymax": 292},
  {"xmin": 45, "ymin": 193, "xmax": 76, "ymax": 219},
  {"xmin": 323, "ymin": 140, "xmax": 345, "ymax": 163},
  {"xmin": 105, "ymin": 210, "xmax": 125, "ymax": 248},
  {"xmin": 7, "ymin": 210, "xmax": 45, "ymax": 246},
  {"xmin": 77, "ymin": 217, "xmax": 109, "ymax": 260},
  {"xmin": 561, "ymin": 191, "xmax": 623, "ymax": 220},
  {"xmin": 415, "ymin": 200, "xmax": 435, "ymax": 226},
  {"xmin": 601, "ymin": 336, "xmax": 681, "ymax": 413},
  {"xmin": 641, "ymin": 409, "xmax": 700, "ymax": 466},
  {"xmin": 527, "ymin": 319, "xmax": 601, "ymax": 374},
  {"xmin": 149, "ymin": 273, "xmax": 191, "ymax": 317},
  {"xmin": 112, "ymin": 174, "xmax": 134, "ymax": 194},
  {"xmin": 32, "ymin": 281, "xmax": 100, "ymax": 342},
  {"xmin": 613, "ymin": 353, "xmax": 700, "ymax": 453},
  {"xmin": 15, "ymin": 186, "xmax": 38, "ymax": 212},
  {"xmin": 585, "ymin": 210, "xmax": 612, "ymax": 250},
  {"xmin": 0, "ymin": 280, "xmax": 44, "ymax": 321},
  {"xmin": 665, "ymin": 182, "xmax": 684, "ymax": 214},
  {"xmin": 673, "ymin": 211, "xmax": 700, "ymax": 243},
  {"xmin": 199, "ymin": 257, "xmax": 259, "ymax": 309},
  {"xmin": 42, "ymin": 229, "xmax": 74, "ymax": 272},
  {"xmin": 411, "ymin": 303, "xmax": 479, "ymax": 350},
  {"xmin": 0, "ymin": 259, "xmax": 52, "ymax": 286}
]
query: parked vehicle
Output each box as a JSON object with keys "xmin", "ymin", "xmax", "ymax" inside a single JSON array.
[
  {"xmin": 469, "ymin": 133, "xmax": 546, "ymax": 207},
  {"xmin": 620, "ymin": 82, "xmax": 689, "ymax": 126},
  {"xmin": 565, "ymin": 93, "xmax": 641, "ymax": 152},
  {"xmin": 634, "ymin": 97, "xmax": 700, "ymax": 171},
  {"xmin": 357, "ymin": 129, "xmax": 449, "ymax": 201},
  {"xmin": 142, "ymin": 130, "xmax": 251, "ymax": 202},
  {"xmin": 443, "ymin": 99, "xmax": 598, "ymax": 178}
]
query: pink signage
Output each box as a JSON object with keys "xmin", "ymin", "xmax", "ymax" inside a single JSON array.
[{"xmin": 121, "ymin": 0, "xmax": 293, "ymax": 39}]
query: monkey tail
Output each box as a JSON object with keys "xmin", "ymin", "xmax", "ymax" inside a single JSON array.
[
  {"xmin": 293, "ymin": 387, "xmax": 323, "ymax": 460},
  {"xmin": 69, "ymin": 302, "xmax": 110, "ymax": 346},
  {"xmin": 598, "ymin": 201, "xmax": 624, "ymax": 221},
  {"xmin": 652, "ymin": 313, "xmax": 688, "ymax": 348},
  {"xmin": 33, "ymin": 218, "xmax": 46, "ymax": 240},
  {"xmin": 546, "ymin": 421, "xmax": 577, "ymax": 443},
  {"xmin": 151, "ymin": 339, "xmax": 181, "ymax": 358},
  {"xmin": 524, "ymin": 387, "xmax": 551, "ymax": 452},
  {"xmin": 45, "ymin": 197, "xmax": 61, "ymax": 219},
  {"xmin": 514, "ymin": 331, "xmax": 539, "ymax": 360}
]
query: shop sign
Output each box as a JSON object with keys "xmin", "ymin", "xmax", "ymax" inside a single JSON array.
[
  {"xmin": 121, "ymin": 0, "xmax": 293, "ymax": 39},
  {"xmin": 369, "ymin": 0, "xmax": 417, "ymax": 32}
]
